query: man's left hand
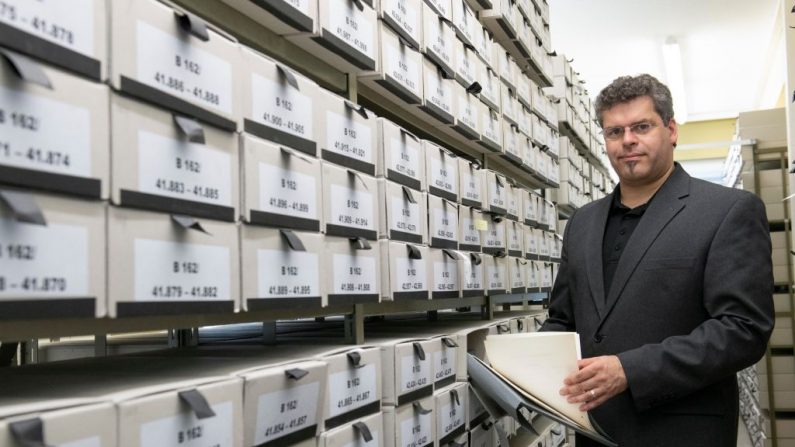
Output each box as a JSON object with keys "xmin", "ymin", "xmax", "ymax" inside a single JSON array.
[{"xmin": 559, "ymin": 355, "xmax": 628, "ymax": 411}]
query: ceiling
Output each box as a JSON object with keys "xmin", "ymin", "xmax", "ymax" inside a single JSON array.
[{"xmin": 548, "ymin": 0, "xmax": 784, "ymax": 123}]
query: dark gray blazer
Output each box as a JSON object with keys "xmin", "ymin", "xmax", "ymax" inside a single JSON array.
[{"xmin": 542, "ymin": 164, "xmax": 774, "ymax": 446}]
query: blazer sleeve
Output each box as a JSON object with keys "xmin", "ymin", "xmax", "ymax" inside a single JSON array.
[
  {"xmin": 617, "ymin": 192, "xmax": 775, "ymax": 411},
  {"xmin": 541, "ymin": 209, "xmax": 577, "ymax": 332}
]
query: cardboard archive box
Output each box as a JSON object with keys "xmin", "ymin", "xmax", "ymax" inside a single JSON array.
[
  {"xmin": 378, "ymin": 179, "xmax": 428, "ymax": 244},
  {"xmin": 435, "ymin": 383, "xmax": 468, "ymax": 446},
  {"xmin": 359, "ymin": 21, "xmax": 424, "ymax": 106},
  {"xmin": 428, "ymin": 194, "xmax": 460, "ymax": 249},
  {"xmin": 324, "ymin": 235, "xmax": 381, "ymax": 305},
  {"xmin": 425, "ymin": 142, "xmax": 460, "ymax": 201},
  {"xmin": 219, "ymin": 0, "xmax": 317, "ymax": 35},
  {"xmin": 379, "ymin": 240, "xmax": 431, "ymax": 301},
  {"xmin": 322, "ymin": 162, "xmax": 379, "ymax": 240},
  {"xmin": 379, "ymin": 338, "xmax": 436, "ymax": 406},
  {"xmin": 376, "ymin": 118, "xmax": 426, "ymax": 191},
  {"xmin": 316, "ymin": 89, "xmax": 377, "ymax": 175}
]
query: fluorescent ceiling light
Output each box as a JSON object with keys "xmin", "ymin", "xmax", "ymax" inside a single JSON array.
[{"xmin": 662, "ymin": 37, "xmax": 689, "ymax": 125}]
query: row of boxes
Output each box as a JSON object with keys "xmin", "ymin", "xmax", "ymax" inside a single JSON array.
[
  {"xmin": 0, "ymin": 189, "xmax": 560, "ymax": 319},
  {"xmin": 0, "ymin": 315, "xmax": 559, "ymax": 447}
]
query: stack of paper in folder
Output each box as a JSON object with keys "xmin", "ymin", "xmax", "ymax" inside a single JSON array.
[{"xmin": 484, "ymin": 331, "xmax": 594, "ymax": 431}]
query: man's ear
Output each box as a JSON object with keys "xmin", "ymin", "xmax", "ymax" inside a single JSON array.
[{"xmin": 668, "ymin": 118, "xmax": 679, "ymax": 148}]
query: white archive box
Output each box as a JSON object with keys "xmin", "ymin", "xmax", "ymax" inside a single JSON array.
[
  {"xmin": 0, "ymin": 0, "xmax": 107, "ymax": 81},
  {"xmin": 0, "ymin": 401, "xmax": 115, "ymax": 447},
  {"xmin": 241, "ymin": 47, "xmax": 319, "ymax": 156},
  {"xmin": 505, "ymin": 184, "xmax": 521, "ymax": 221},
  {"xmin": 478, "ymin": 64, "xmax": 501, "ymax": 113},
  {"xmin": 378, "ymin": 179, "xmax": 428, "ymax": 244},
  {"xmin": 380, "ymin": 240, "xmax": 431, "ymax": 301},
  {"xmin": 110, "ymin": 94, "xmax": 238, "ymax": 222},
  {"xmin": 506, "ymin": 220, "xmax": 523, "ymax": 257},
  {"xmin": 479, "ymin": 102, "xmax": 502, "ymax": 153},
  {"xmin": 376, "ymin": 118, "xmax": 426, "ymax": 191},
  {"xmin": 383, "ymin": 397, "xmax": 436, "ymax": 447},
  {"xmin": 287, "ymin": 0, "xmax": 378, "ymax": 73},
  {"xmin": 482, "ymin": 171, "xmax": 507, "ymax": 215},
  {"xmin": 450, "ymin": 0, "xmax": 477, "ymax": 47},
  {"xmin": 429, "ymin": 248, "xmax": 461, "ymax": 299},
  {"xmin": 515, "ymin": 74, "xmax": 532, "ymax": 111},
  {"xmin": 428, "ymin": 194, "xmax": 460, "ymax": 249},
  {"xmin": 469, "ymin": 422, "xmax": 497, "ymax": 447},
  {"xmin": 324, "ymin": 235, "xmax": 381, "ymax": 305},
  {"xmin": 359, "ymin": 21, "xmax": 423, "ymax": 105},
  {"xmin": 379, "ymin": 0, "xmax": 424, "ymax": 50},
  {"xmin": 420, "ymin": 56, "xmax": 456, "ymax": 126},
  {"xmin": 240, "ymin": 227, "xmax": 325, "ymax": 311},
  {"xmin": 482, "ymin": 214, "xmax": 506, "ymax": 256},
  {"xmin": 517, "ymin": 105, "xmax": 531, "ymax": 139},
  {"xmin": 501, "ymin": 121, "xmax": 524, "ymax": 166},
  {"xmin": 479, "ymin": 0, "xmax": 520, "ymax": 44},
  {"xmin": 428, "ymin": 335, "xmax": 462, "ymax": 388},
  {"xmin": 316, "ymin": 89, "xmax": 377, "ymax": 175},
  {"xmin": 467, "ymin": 387, "xmax": 491, "ymax": 428},
  {"xmin": 458, "ymin": 251, "xmax": 485, "ymax": 297},
  {"xmin": 450, "ymin": 83, "xmax": 482, "ymax": 141},
  {"xmin": 524, "ymin": 226, "xmax": 539, "ymax": 260},
  {"xmin": 522, "ymin": 191, "xmax": 538, "ymax": 225},
  {"xmin": 435, "ymin": 383, "xmax": 468, "ymax": 446},
  {"xmin": 0, "ymin": 190, "xmax": 105, "ymax": 319},
  {"xmin": 538, "ymin": 229, "xmax": 551, "ymax": 260},
  {"xmin": 0, "ymin": 52, "xmax": 109, "ymax": 199},
  {"xmin": 453, "ymin": 37, "xmax": 481, "ymax": 91},
  {"xmin": 496, "ymin": 50, "xmax": 517, "ymax": 90},
  {"xmin": 319, "ymin": 346, "xmax": 383, "ymax": 430},
  {"xmin": 109, "ymin": 0, "xmax": 243, "ymax": 131},
  {"xmin": 425, "ymin": 0, "xmax": 453, "ymax": 21},
  {"xmin": 483, "ymin": 254, "xmax": 508, "ymax": 295},
  {"xmin": 465, "ymin": 0, "xmax": 494, "ymax": 11},
  {"xmin": 499, "ymin": 82, "xmax": 518, "ymax": 126},
  {"xmin": 322, "ymin": 162, "xmax": 379, "ymax": 241},
  {"xmin": 458, "ymin": 159, "xmax": 485, "ymax": 209},
  {"xmin": 379, "ymin": 338, "xmax": 436, "ymax": 405},
  {"xmin": 219, "ymin": 0, "xmax": 316, "ymax": 35},
  {"xmin": 458, "ymin": 207, "xmax": 484, "ymax": 252},
  {"xmin": 508, "ymin": 257, "xmax": 527, "ymax": 294},
  {"xmin": 540, "ymin": 261, "xmax": 553, "ymax": 292},
  {"xmin": 421, "ymin": 3, "xmax": 456, "ymax": 81},
  {"xmin": 425, "ymin": 142, "xmax": 459, "ymax": 201},
  {"xmin": 318, "ymin": 413, "xmax": 384, "ymax": 447},
  {"xmin": 522, "ymin": 141, "xmax": 539, "ymax": 175},
  {"xmin": 472, "ymin": 26, "xmax": 495, "ymax": 70},
  {"xmin": 107, "ymin": 207, "xmax": 240, "ymax": 317},
  {"xmin": 240, "ymin": 135, "xmax": 323, "ymax": 232}
]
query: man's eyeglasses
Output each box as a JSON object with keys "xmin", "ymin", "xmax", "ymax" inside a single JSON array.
[{"xmin": 602, "ymin": 121, "xmax": 658, "ymax": 141}]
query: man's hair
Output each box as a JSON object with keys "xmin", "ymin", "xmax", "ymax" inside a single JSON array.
[{"xmin": 594, "ymin": 74, "xmax": 674, "ymax": 128}]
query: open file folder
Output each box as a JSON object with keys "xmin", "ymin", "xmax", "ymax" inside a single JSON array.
[{"xmin": 467, "ymin": 354, "xmax": 617, "ymax": 447}]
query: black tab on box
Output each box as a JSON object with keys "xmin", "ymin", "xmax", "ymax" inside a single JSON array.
[
  {"xmin": 244, "ymin": 119, "xmax": 316, "ymax": 156},
  {"xmin": 249, "ymin": 210, "xmax": 320, "ymax": 232},
  {"xmin": 120, "ymin": 190, "xmax": 235, "ymax": 222},
  {"xmin": 0, "ymin": 298, "xmax": 95, "ymax": 320},
  {"xmin": 321, "ymin": 150, "xmax": 375, "ymax": 176},
  {"xmin": 0, "ymin": 48, "xmax": 51, "ymax": 88},
  {"xmin": 0, "ymin": 189, "xmax": 46, "ymax": 225},
  {"xmin": 117, "ymin": 301, "xmax": 234, "ymax": 317},
  {"xmin": 0, "ymin": 165, "xmax": 102, "ymax": 199},
  {"xmin": 247, "ymin": 297, "xmax": 322, "ymax": 311},
  {"xmin": 179, "ymin": 389, "xmax": 216, "ymax": 419},
  {"xmin": 9, "ymin": 418, "xmax": 46, "ymax": 447}
]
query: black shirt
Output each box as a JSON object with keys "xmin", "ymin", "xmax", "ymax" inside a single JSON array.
[{"xmin": 602, "ymin": 188, "xmax": 652, "ymax": 300}]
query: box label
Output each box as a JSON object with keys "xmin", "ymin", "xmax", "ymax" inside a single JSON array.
[
  {"xmin": 342, "ymin": 430, "xmax": 380, "ymax": 447},
  {"xmin": 257, "ymin": 249, "xmax": 319, "ymax": 298},
  {"xmin": 456, "ymin": 47, "xmax": 475, "ymax": 86},
  {"xmin": 461, "ymin": 217, "xmax": 480, "ymax": 246},
  {"xmin": 0, "ymin": 220, "xmax": 88, "ymax": 298},
  {"xmin": 251, "ymin": 73, "xmax": 314, "ymax": 140},
  {"xmin": 255, "ymin": 381, "xmax": 320, "ymax": 446},
  {"xmin": 461, "ymin": 169, "xmax": 481, "ymax": 203},
  {"xmin": 138, "ymin": 130, "xmax": 232, "ymax": 206},
  {"xmin": 399, "ymin": 350, "xmax": 431, "ymax": 394},
  {"xmin": 133, "ymin": 239, "xmax": 231, "ymax": 302},
  {"xmin": 512, "ymin": 260, "xmax": 525, "ymax": 288},
  {"xmin": 433, "ymin": 259, "xmax": 457, "ymax": 293},
  {"xmin": 504, "ymin": 126, "xmax": 518, "ymax": 158},
  {"xmin": 424, "ymin": 68, "xmax": 453, "ymax": 116},
  {"xmin": 258, "ymin": 162, "xmax": 318, "ymax": 220},
  {"xmin": 525, "ymin": 231, "xmax": 537, "ymax": 254},
  {"xmin": 456, "ymin": 90, "xmax": 477, "ymax": 130},
  {"xmin": 61, "ymin": 436, "xmax": 101, "ymax": 447},
  {"xmin": 328, "ymin": 363, "xmax": 378, "ymax": 418},
  {"xmin": 525, "ymin": 196, "xmax": 535, "ymax": 221},
  {"xmin": 399, "ymin": 409, "xmax": 432, "ymax": 447},
  {"xmin": 140, "ymin": 401, "xmax": 234, "ymax": 447},
  {"xmin": 430, "ymin": 156, "xmax": 455, "ymax": 194},
  {"xmin": 481, "ymin": 70, "xmax": 499, "ymax": 107},
  {"xmin": 527, "ymin": 263, "xmax": 538, "ymax": 288},
  {"xmin": 326, "ymin": 110, "xmax": 373, "ymax": 163},
  {"xmin": 542, "ymin": 264, "xmax": 552, "ymax": 287},
  {"xmin": 333, "ymin": 254, "xmax": 377, "ymax": 295},
  {"xmin": 330, "ymin": 184, "xmax": 375, "ymax": 232},
  {"xmin": 327, "ymin": 0, "xmax": 375, "ymax": 59},
  {"xmin": 0, "ymin": 85, "xmax": 91, "ymax": 178},
  {"xmin": 487, "ymin": 263, "xmax": 505, "ymax": 290},
  {"xmin": 394, "ymin": 256, "xmax": 427, "ymax": 293},
  {"xmin": 425, "ymin": 0, "xmax": 450, "ymax": 18},
  {"xmin": 434, "ymin": 345, "xmax": 456, "ymax": 381},
  {"xmin": 452, "ymin": 0, "xmax": 473, "ymax": 43},
  {"xmin": 439, "ymin": 400, "xmax": 464, "ymax": 439},
  {"xmin": 508, "ymin": 225, "xmax": 522, "ymax": 252},
  {"xmin": 0, "ymin": 0, "xmax": 95, "ymax": 56},
  {"xmin": 136, "ymin": 21, "xmax": 233, "ymax": 114},
  {"xmin": 481, "ymin": 109, "xmax": 499, "ymax": 145},
  {"xmin": 388, "ymin": 136, "xmax": 420, "ymax": 182},
  {"xmin": 390, "ymin": 199, "xmax": 421, "ymax": 237},
  {"xmin": 426, "ymin": 19, "xmax": 453, "ymax": 67},
  {"xmin": 384, "ymin": 42, "xmax": 420, "ymax": 97},
  {"xmin": 488, "ymin": 182, "xmax": 505, "ymax": 208},
  {"xmin": 507, "ymin": 192, "xmax": 519, "ymax": 217},
  {"xmin": 539, "ymin": 233, "xmax": 549, "ymax": 256},
  {"xmin": 484, "ymin": 222, "xmax": 505, "ymax": 249},
  {"xmin": 432, "ymin": 206, "xmax": 457, "ymax": 242},
  {"xmin": 384, "ymin": 0, "xmax": 419, "ymax": 42},
  {"xmin": 462, "ymin": 260, "xmax": 483, "ymax": 290}
]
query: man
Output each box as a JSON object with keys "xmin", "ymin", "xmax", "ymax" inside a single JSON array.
[{"xmin": 541, "ymin": 74, "xmax": 774, "ymax": 446}]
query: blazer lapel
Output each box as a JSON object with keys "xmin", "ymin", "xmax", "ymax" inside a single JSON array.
[
  {"xmin": 586, "ymin": 194, "xmax": 612, "ymax": 318},
  {"xmin": 599, "ymin": 165, "xmax": 691, "ymax": 326}
]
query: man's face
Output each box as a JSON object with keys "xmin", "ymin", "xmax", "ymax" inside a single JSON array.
[{"xmin": 601, "ymin": 96, "xmax": 678, "ymax": 187}]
